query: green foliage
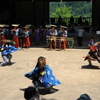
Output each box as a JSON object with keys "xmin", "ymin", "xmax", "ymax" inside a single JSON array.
[
  {"xmin": 50, "ymin": 5, "xmax": 72, "ymax": 18},
  {"xmin": 50, "ymin": 1, "xmax": 92, "ymax": 18}
]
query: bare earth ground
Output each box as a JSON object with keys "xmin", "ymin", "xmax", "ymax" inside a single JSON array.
[{"xmin": 0, "ymin": 46, "xmax": 100, "ymax": 100}]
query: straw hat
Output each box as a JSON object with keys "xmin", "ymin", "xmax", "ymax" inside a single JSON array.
[
  {"xmin": 25, "ymin": 24, "xmax": 32, "ymax": 27},
  {"xmin": 23, "ymin": 26, "xmax": 29, "ymax": 29},
  {"xmin": 12, "ymin": 24, "xmax": 20, "ymax": 27},
  {"xmin": 61, "ymin": 25, "xmax": 67, "ymax": 29},
  {"xmin": 45, "ymin": 25, "xmax": 51, "ymax": 28},
  {"xmin": 50, "ymin": 24, "xmax": 57, "ymax": 27},
  {"xmin": 2, "ymin": 39, "xmax": 12, "ymax": 42},
  {"xmin": 4, "ymin": 24, "xmax": 9, "ymax": 27},
  {"xmin": 0, "ymin": 24, "xmax": 5, "ymax": 27}
]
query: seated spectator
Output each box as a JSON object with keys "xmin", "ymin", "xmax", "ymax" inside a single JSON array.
[{"xmin": 88, "ymin": 37, "xmax": 96, "ymax": 48}]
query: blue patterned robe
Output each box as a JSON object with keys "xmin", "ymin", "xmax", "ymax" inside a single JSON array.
[
  {"xmin": 24, "ymin": 65, "xmax": 61, "ymax": 87},
  {"xmin": 0, "ymin": 44, "xmax": 19, "ymax": 56}
]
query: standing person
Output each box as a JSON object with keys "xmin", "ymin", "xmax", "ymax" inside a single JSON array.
[
  {"xmin": 77, "ymin": 26, "xmax": 85, "ymax": 47},
  {"xmin": 78, "ymin": 16, "xmax": 82, "ymax": 26},
  {"xmin": 0, "ymin": 24, "xmax": 6, "ymax": 46},
  {"xmin": 24, "ymin": 56, "xmax": 61, "ymax": 88},
  {"xmin": 11, "ymin": 24, "xmax": 20, "ymax": 48},
  {"xmin": 0, "ymin": 40, "xmax": 18, "ymax": 66},
  {"xmin": 18, "ymin": 25, "xmax": 25, "ymax": 49},
  {"xmin": 70, "ymin": 16, "xmax": 74, "ymax": 25},
  {"xmin": 3, "ymin": 24, "xmax": 10, "ymax": 40},
  {"xmin": 35, "ymin": 27, "xmax": 41, "ymax": 47},
  {"xmin": 45, "ymin": 25, "xmax": 51, "ymax": 47},
  {"xmin": 49, "ymin": 25, "xmax": 57, "ymax": 49},
  {"xmin": 22, "ymin": 26, "xmax": 31, "ymax": 48}
]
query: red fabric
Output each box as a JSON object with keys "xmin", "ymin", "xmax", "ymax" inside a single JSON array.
[
  {"xmin": 1, "ymin": 34, "xmax": 6, "ymax": 45},
  {"xmin": 60, "ymin": 40, "xmax": 67, "ymax": 49},
  {"xmin": 90, "ymin": 46, "xmax": 96, "ymax": 51},
  {"xmin": 0, "ymin": 35, "xmax": 1, "ymax": 46},
  {"xmin": 13, "ymin": 36, "xmax": 20, "ymax": 48},
  {"xmin": 23, "ymin": 36, "xmax": 30, "ymax": 47}
]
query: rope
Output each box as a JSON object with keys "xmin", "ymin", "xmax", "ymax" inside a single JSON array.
[{"xmin": 67, "ymin": 40, "xmax": 74, "ymax": 48}]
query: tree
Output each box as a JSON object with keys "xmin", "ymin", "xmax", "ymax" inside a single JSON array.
[{"xmin": 50, "ymin": 5, "xmax": 72, "ymax": 18}]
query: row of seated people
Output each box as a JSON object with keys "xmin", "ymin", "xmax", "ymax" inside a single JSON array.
[{"xmin": 45, "ymin": 25, "xmax": 67, "ymax": 50}]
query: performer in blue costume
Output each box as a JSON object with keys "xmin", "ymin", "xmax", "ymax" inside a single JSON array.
[
  {"xmin": 24, "ymin": 56, "xmax": 61, "ymax": 88},
  {"xmin": 0, "ymin": 40, "xmax": 19, "ymax": 66}
]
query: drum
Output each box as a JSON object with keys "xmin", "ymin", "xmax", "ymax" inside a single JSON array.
[
  {"xmin": 49, "ymin": 36, "xmax": 56, "ymax": 49},
  {"xmin": 59, "ymin": 37, "xmax": 66, "ymax": 50}
]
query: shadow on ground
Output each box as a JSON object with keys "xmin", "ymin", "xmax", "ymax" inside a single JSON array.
[
  {"xmin": 0, "ymin": 62, "xmax": 16, "ymax": 67},
  {"xmin": 81, "ymin": 65, "xmax": 100, "ymax": 69},
  {"xmin": 20, "ymin": 86, "xmax": 59, "ymax": 100}
]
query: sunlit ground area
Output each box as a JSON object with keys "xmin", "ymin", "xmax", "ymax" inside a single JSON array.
[{"xmin": 0, "ymin": 45, "xmax": 100, "ymax": 100}]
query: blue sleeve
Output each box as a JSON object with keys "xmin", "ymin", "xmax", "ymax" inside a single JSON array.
[
  {"xmin": 24, "ymin": 67, "xmax": 39, "ymax": 80},
  {"xmin": 24, "ymin": 70, "xmax": 34, "ymax": 80}
]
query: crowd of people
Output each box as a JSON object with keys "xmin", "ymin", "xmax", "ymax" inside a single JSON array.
[
  {"xmin": 0, "ymin": 24, "xmax": 68, "ymax": 49},
  {"xmin": 0, "ymin": 23, "xmax": 90, "ymax": 50}
]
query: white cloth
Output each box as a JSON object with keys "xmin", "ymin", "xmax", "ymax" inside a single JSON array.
[{"xmin": 77, "ymin": 29, "xmax": 85, "ymax": 37}]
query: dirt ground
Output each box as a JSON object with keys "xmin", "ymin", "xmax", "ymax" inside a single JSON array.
[{"xmin": 0, "ymin": 46, "xmax": 100, "ymax": 100}]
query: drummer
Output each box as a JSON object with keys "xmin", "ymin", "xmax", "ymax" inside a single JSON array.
[
  {"xmin": 49, "ymin": 25, "xmax": 57, "ymax": 49},
  {"xmin": 58, "ymin": 25, "xmax": 67, "ymax": 37},
  {"xmin": 59, "ymin": 26, "xmax": 67, "ymax": 49},
  {"xmin": 49, "ymin": 25, "xmax": 58, "ymax": 36}
]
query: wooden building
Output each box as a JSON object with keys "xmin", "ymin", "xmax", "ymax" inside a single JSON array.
[{"xmin": 0, "ymin": 0, "xmax": 100, "ymax": 26}]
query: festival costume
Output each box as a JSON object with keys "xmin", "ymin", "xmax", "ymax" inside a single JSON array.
[
  {"xmin": 49, "ymin": 29, "xmax": 57, "ymax": 49},
  {"xmin": 24, "ymin": 65, "xmax": 61, "ymax": 87},
  {"xmin": 23, "ymin": 30, "xmax": 31, "ymax": 48},
  {"xmin": 59, "ymin": 30, "xmax": 67, "ymax": 50},
  {"xmin": 84, "ymin": 46, "xmax": 100, "ymax": 64},
  {"xmin": 11, "ymin": 28, "xmax": 20, "ymax": 48},
  {"xmin": 0, "ymin": 42, "xmax": 19, "ymax": 66},
  {"xmin": 0, "ymin": 30, "xmax": 6, "ymax": 45},
  {"xmin": 0, "ymin": 34, "xmax": 1, "ymax": 46},
  {"xmin": 4, "ymin": 28, "xmax": 10, "ymax": 39}
]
